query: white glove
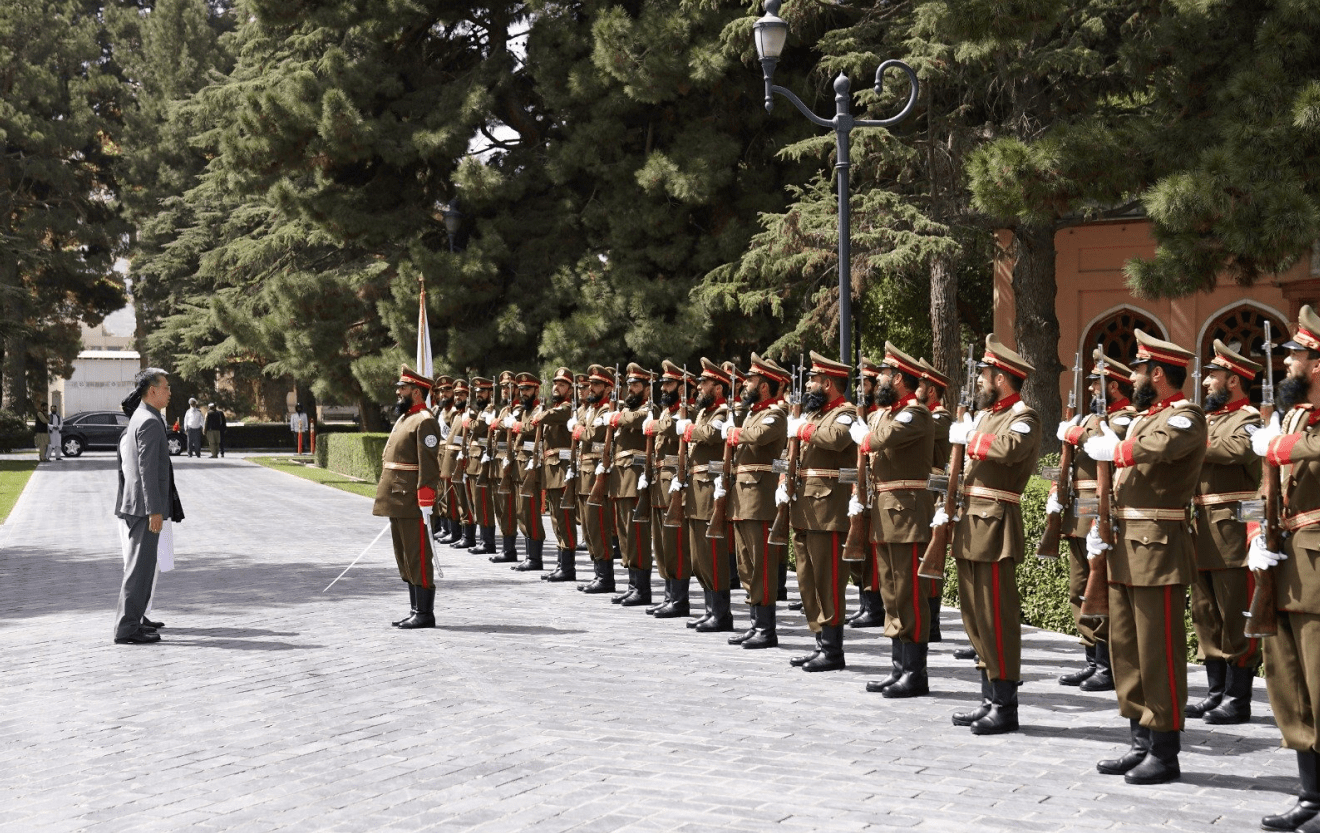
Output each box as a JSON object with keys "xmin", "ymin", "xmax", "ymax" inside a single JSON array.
[
  {"xmin": 420, "ymin": 505, "xmax": 433, "ymax": 523},
  {"xmin": 638, "ymin": 473, "xmax": 649, "ymax": 489},
  {"xmin": 502, "ymin": 456, "xmax": 511, "ymax": 470},
  {"xmin": 567, "ymin": 415, "xmax": 578, "ymax": 431},
  {"xmin": 525, "ymin": 457, "xmax": 535, "ymax": 471},
  {"xmin": 712, "ymin": 475, "xmax": 725, "ymax": 500},
  {"xmin": 711, "ymin": 419, "xmax": 726, "ymax": 433},
  {"xmin": 593, "ymin": 412, "xmax": 608, "ymax": 427},
  {"xmin": 1085, "ymin": 520, "xmax": 1111, "ymax": 560},
  {"xmin": 502, "ymin": 415, "xmax": 514, "ymax": 429},
  {"xmin": 1083, "ymin": 422, "xmax": 1120, "ymax": 462},
  {"xmin": 774, "ymin": 483, "xmax": 789, "ymax": 506},
  {"xmin": 674, "ymin": 418, "xmax": 691, "ymax": 436},
  {"xmin": 643, "ymin": 416, "xmax": 656, "ymax": 434},
  {"xmin": 721, "ymin": 422, "xmax": 734, "ymax": 440},
  {"xmin": 480, "ymin": 452, "xmax": 490, "ymax": 464},
  {"xmin": 848, "ymin": 421, "xmax": 868, "ymax": 445},
  {"xmin": 565, "ymin": 467, "xmax": 575, "ymax": 481},
  {"xmin": 456, "ymin": 450, "xmax": 465, "ymax": 462},
  {"xmin": 1046, "ymin": 492, "xmax": 1063, "ymax": 516},
  {"xmin": 1251, "ymin": 412, "xmax": 1282, "ymax": 457},
  {"xmin": 786, "ymin": 415, "xmax": 805, "ymax": 437},
  {"xmin": 1247, "ymin": 534, "xmax": 1287, "ymax": 571},
  {"xmin": 595, "ymin": 463, "xmax": 605, "ymax": 475},
  {"xmin": 1056, "ymin": 414, "xmax": 1081, "ymax": 442},
  {"xmin": 848, "ymin": 495, "xmax": 865, "ymax": 517},
  {"xmin": 669, "ymin": 476, "xmax": 682, "ymax": 494},
  {"xmin": 930, "ymin": 507, "xmax": 949, "ymax": 527},
  {"xmin": 948, "ymin": 413, "xmax": 975, "ymax": 445},
  {"xmin": 482, "ymin": 411, "xmax": 495, "ymax": 425}
]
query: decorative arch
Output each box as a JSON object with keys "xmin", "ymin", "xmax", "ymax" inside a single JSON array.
[
  {"xmin": 1197, "ymin": 301, "xmax": 1288, "ymax": 404},
  {"xmin": 1080, "ymin": 305, "xmax": 1168, "ymax": 366}
]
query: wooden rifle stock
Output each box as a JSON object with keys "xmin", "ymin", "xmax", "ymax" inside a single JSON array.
[
  {"xmin": 524, "ymin": 420, "xmax": 545, "ymax": 496},
  {"xmin": 663, "ymin": 399, "xmax": 690, "ymax": 528},
  {"xmin": 586, "ymin": 415, "xmax": 615, "ymax": 507},
  {"xmin": 706, "ymin": 411, "xmax": 739, "ymax": 539},
  {"xmin": 767, "ymin": 399, "xmax": 803, "ymax": 546},
  {"xmin": 495, "ymin": 406, "xmax": 519, "ymax": 494},
  {"xmin": 917, "ymin": 410, "xmax": 964, "ymax": 581},
  {"xmin": 1079, "ymin": 460, "xmax": 1112, "ymax": 619},
  {"xmin": 633, "ymin": 428, "xmax": 655, "ymax": 522}
]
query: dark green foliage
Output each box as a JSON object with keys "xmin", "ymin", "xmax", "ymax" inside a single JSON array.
[
  {"xmin": 0, "ymin": 411, "xmax": 34, "ymax": 453},
  {"xmin": 320, "ymin": 432, "xmax": 390, "ymax": 484}
]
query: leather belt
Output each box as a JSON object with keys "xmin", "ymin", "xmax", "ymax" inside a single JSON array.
[
  {"xmin": 662, "ymin": 455, "xmax": 679, "ymax": 467},
  {"xmin": 1193, "ymin": 490, "xmax": 1259, "ymax": 506},
  {"xmin": 799, "ymin": 468, "xmax": 840, "ymax": 478},
  {"xmin": 1282, "ymin": 508, "xmax": 1320, "ymax": 531},
  {"xmin": 383, "ymin": 462, "xmax": 419, "ymax": 471},
  {"xmin": 1114, "ymin": 507, "xmax": 1189, "ymax": 521},
  {"xmin": 735, "ymin": 464, "xmax": 774, "ymax": 474},
  {"xmin": 690, "ymin": 463, "xmax": 710, "ymax": 474},
  {"xmin": 964, "ymin": 485, "xmax": 1021, "ymax": 505},
  {"xmin": 591, "ymin": 442, "xmax": 605, "ymax": 453},
  {"xmin": 873, "ymin": 479, "xmax": 927, "ymax": 494},
  {"xmin": 1073, "ymin": 479, "xmax": 1098, "ymax": 491},
  {"xmin": 496, "ymin": 442, "xmax": 509, "ymax": 454}
]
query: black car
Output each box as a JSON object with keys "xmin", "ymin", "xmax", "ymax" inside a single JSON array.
[{"xmin": 58, "ymin": 410, "xmax": 187, "ymax": 457}]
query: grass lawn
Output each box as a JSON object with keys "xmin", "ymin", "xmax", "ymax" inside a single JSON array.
[
  {"xmin": 251, "ymin": 457, "xmax": 377, "ymax": 499},
  {"xmin": 0, "ymin": 460, "xmax": 40, "ymax": 523}
]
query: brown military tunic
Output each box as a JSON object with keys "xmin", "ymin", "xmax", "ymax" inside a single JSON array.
[
  {"xmin": 685, "ymin": 399, "xmax": 731, "ymax": 592},
  {"xmin": 576, "ymin": 402, "xmax": 612, "ymax": 563},
  {"xmin": 849, "ymin": 404, "xmax": 883, "ymax": 596},
  {"xmin": 533, "ymin": 398, "xmax": 576, "ymax": 551},
  {"xmin": 1192, "ymin": 397, "xmax": 1262, "ymax": 667},
  {"xmin": 951, "ymin": 393, "xmax": 1041, "ymax": 681},
  {"xmin": 512, "ymin": 399, "xmax": 546, "ymax": 542},
  {"xmin": 790, "ymin": 396, "xmax": 859, "ymax": 632},
  {"xmin": 440, "ymin": 406, "xmax": 473, "ymax": 525},
  {"xmin": 730, "ymin": 397, "xmax": 788, "ymax": 606},
  {"xmin": 609, "ymin": 403, "xmax": 653, "ymax": 571},
  {"xmin": 373, "ymin": 403, "xmax": 442, "ymax": 588},
  {"xmin": 864, "ymin": 393, "xmax": 936, "ymax": 643},
  {"xmin": 650, "ymin": 404, "xmax": 691, "ymax": 582},
  {"xmin": 493, "ymin": 403, "xmax": 522, "ymax": 540},
  {"xmin": 464, "ymin": 404, "xmax": 497, "ymax": 527},
  {"xmin": 1261, "ymin": 405, "xmax": 1320, "ymax": 752},
  {"xmin": 1108, "ymin": 393, "xmax": 1207, "ymax": 732}
]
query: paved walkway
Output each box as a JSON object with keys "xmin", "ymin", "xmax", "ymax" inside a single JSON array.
[{"xmin": 0, "ymin": 452, "xmax": 1299, "ymax": 831}]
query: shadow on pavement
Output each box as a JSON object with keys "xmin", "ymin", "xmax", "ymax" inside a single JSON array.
[
  {"xmin": 439, "ymin": 624, "xmax": 588, "ymax": 636},
  {"xmin": 154, "ymin": 638, "xmax": 325, "ymax": 651}
]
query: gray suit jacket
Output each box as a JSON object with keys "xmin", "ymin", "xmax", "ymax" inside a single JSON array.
[{"xmin": 117, "ymin": 403, "xmax": 171, "ymax": 519}]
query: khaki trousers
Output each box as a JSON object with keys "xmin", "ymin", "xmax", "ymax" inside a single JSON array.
[
  {"xmin": 1109, "ymin": 582, "xmax": 1188, "ymax": 732},
  {"xmin": 956, "ymin": 558, "xmax": 1022, "ymax": 681},
  {"xmin": 614, "ymin": 497, "xmax": 651, "ymax": 569},
  {"xmin": 877, "ymin": 541, "xmax": 930, "ymax": 643},
  {"xmin": 495, "ymin": 478, "xmax": 519, "ymax": 538},
  {"xmin": 517, "ymin": 489, "xmax": 545, "ymax": 541},
  {"xmin": 1264, "ymin": 611, "xmax": 1320, "ymax": 752},
  {"xmin": 690, "ymin": 517, "xmax": 730, "ymax": 592},
  {"xmin": 579, "ymin": 494, "xmax": 612, "ymax": 562},
  {"xmin": 546, "ymin": 488, "xmax": 576, "ymax": 549},
  {"xmin": 734, "ymin": 519, "xmax": 780, "ymax": 607},
  {"xmin": 391, "ymin": 516, "xmax": 436, "ymax": 588},
  {"xmin": 1066, "ymin": 537, "xmax": 1108, "ymax": 646},
  {"xmin": 1190, "ymin": 566, "xmax": 1260, "ymax": 666},
  {"xmin": 466, "ymin": 479, "xmax": 494, "ymax": 526},
  {"xmin": 654, "ymin": 507, "xmax": 690, "ymax": 581},
  {"xmin": 793, "ymin": 528, "xmax": 847, "ymax": 633}
]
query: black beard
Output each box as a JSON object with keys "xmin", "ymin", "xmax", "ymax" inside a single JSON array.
[
  {"xmin": 803, "ymin": 389, "xmax": 827, "ymax": 412},
  {"xmin": 696, "ymin": 393, "xmax": 716, "ymax": 410},
  {"xmin": 863, "ymin": 391, "xmax": 876, "ymax": 408},
  {"xmin": 1279, "ymin": 374, "xmax": 1311, "ymax": 411},
  {"xmin": 1204, "ymin": 389, "xmax": 1230, "ymax": 413},
  {"xmin": 873, "ymin": 381, "xmax": 897, "ymax": 408},
  {"xmin": 587, "ymin": 392, "xmax": 603, "ymax": 405},
  {"xmin": 439, "ymin": 397, "xmax": 453, "ymax": 410},
  {"xmin": 624, "ymin": 392, "xmax": 645, "ymax": 409},
  {"xmin": 454, "ymin": 398, "xmax": 468, "ymax": 411},
  {"xmin": 474, "ymin": 395, "xmax": 489, "ymax": 410},
  {"xmin": 520, "ymin": 395, "xmax": 536, "ymax": 410},
  {"xmin": 741, "ymin": 387, "xmax": 761, "ymax": 407},
  {"xmin": 659, "ymin": 389, "xmax": 679, "ymax": 407},
  {"xmin": 974, "ymin": 388, "xmax": 999, "ymax": 411},
  {"xmin": 553, "ymin": 392, "xmax": 568, "ymax": 404},
  {"xmin": 393, "ymin": 399, "xmax": 410, "ymax": 418},
  {"xmin": 1132, "ymin": 378, "xmax": 1157, "ymax": 412}
]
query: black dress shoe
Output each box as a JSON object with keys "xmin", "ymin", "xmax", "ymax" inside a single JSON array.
[
  {"xmin": 141, "ymin": 617, "xmax": 164, "ymax": 629},
  {"xmin": 953, "ymin": 645, "xmax": 977, "ymax": 660},
  {"xmin": 788, "ymin": 600, "xmax": 803, "ymax": 611},
  {"xmin": 114, "ymin": 630, "xmax": 161, "ymax": 644}
]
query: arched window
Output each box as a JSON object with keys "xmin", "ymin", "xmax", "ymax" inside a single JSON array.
[
  {"xmin": 1198, "ymin": 304, "xmax": 1288, "ymax": 405},
  {"xmin": 1082, "ymin": 307, "xmax": 1166, "ymax": 366}
]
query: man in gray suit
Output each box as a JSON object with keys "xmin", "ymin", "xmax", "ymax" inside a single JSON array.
[{"xmin": 114, "ymin": 368, "xmax": 174, "ymax": 645}]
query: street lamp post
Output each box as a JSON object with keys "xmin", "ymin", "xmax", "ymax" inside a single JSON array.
[
  {"xmin": 754, "ymin": 0, "xmax": 919, "ymax": 367},
  {"xmin": 442, "ymin": 201, "xmax": 462, "ymax": 253}
]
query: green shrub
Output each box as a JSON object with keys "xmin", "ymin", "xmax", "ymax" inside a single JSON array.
[
  {"xmin": 0, "ymin": 411, "xmax": 34, "ymax": 453},
  {"xmin": 320, "ymin": 432, "xmax": 390, "ymax": 483}
]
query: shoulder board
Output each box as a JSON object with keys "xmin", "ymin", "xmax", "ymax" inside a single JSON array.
[
  {"xmin": 1242, "ymin": 405, "xmax": 1260, "ymax": 416},
  {"xmin": 1012, "ymin": 401, "xmax": 1028, "ymax": 413},
  {"xmin": 1172, "ymin": 399, "xmax": 1196, "ymax": 408}
]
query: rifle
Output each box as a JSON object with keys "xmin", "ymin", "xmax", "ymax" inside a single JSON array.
[
  {"xmin": 496, "ymin": 399, "xmax": 520, "ymax": 495},
  {"xmin": 1192, "ymin": 357, "xmax": 1203, "ymax": 407},
  {"xmin": 560, "ymin": 390, "xmax": 584, "ymax": 510},
  {"xmin": 842, "ymin": 361, "xmax": 870, "ymax": 562},
  {"xmin": 767, "ymin": 356, "xmax": 804, "ymax": 546},
  {"xmin": 524, "ymin": 414, "xmax": 545, "ymax": 496},
  {"xmin": 633, "ymin": 378, "xmax": 656, "ymax": 523},
  {"xmin": 1080, "ymin": 345, "xmax": 1113, "ymax": 620},
  {"xmin": 587, "ymin": 364, "xmax": 621, "ymax": 506},
  {"xmin": 917, "ymin": 345, "xmax": 977, "ymax": 580},
  {"xmin": 706, "ymin": 375, "xmax": 741, "ymax": 539},
  {"xmin": 1246, "ymin": 320, "xmax": 1280, "ymax": 637},
  {"xmin": 1037, "ymin": 351, "xmax": 1083, "ymax": 558},
  {"xmin": 663, "ymin": 366, "xmax": 690, "ymax": 528}
]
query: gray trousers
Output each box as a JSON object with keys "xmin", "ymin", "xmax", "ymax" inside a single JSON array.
[
  {"xmin": 114, "ymin": 515, "xmax": 159, "ymax": 638},
  {"xmin": 186, "ymin": 428, "xmax": 203, "ymax": 457}
]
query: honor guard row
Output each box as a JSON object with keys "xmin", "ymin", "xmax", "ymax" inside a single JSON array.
[{"xmin": 371, "ymin": 312, "xmax": 1320, "ymax": 828}]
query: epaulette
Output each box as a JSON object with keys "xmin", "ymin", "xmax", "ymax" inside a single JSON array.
[
  {"xmin": 1242, "ymin": 405, "xmax": 1260, "ymax": 416},
  {"xmin": 1012, "ymin": 400, "xmax": 1028, "ymax": 413},
  {"xmin": 1173, "ymin": 399, "xmax": 1196, "ymax": 408}
]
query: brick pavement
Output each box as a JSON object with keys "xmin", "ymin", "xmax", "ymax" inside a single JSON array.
[{"xmin": 0, "ymin": 452, "xmax": 1300, "ymax": 831}]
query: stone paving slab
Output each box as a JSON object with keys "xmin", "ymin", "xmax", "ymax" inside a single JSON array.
[{"xmin": 0, "ymin": 452, "xmax": 1300, "ymax": 831}]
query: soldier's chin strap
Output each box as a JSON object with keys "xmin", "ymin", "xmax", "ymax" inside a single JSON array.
[{"xmin": 323, "ymin": 522, "xmax": 391, "ymax": 592}]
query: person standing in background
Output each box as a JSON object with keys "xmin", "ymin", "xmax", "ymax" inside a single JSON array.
[
  {"xmin": 33, "ymin": 403, "xmax": 49, "ymax": 462},
  {"xmin": 204, "ymin": 404, "xmax": 226, "ymax": 459},
  {"xmin": 184, "ymin": 399, "xmax": 204, "ymax": 457},
  {"xmin": 48, "ymin": 405, "xmax": 63, "ymax": 461},
  {"xmin": 290, "ymin": 403, "xmax": 310, "ymax": 454}
]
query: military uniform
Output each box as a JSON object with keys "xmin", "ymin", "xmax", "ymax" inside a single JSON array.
[
  {"xmin": 950, "ymin": 335, "xmax": 1040, "ymax": 734},
  {"xmin": 429, "ymin": 375, "xmax": 455, "ymax": 541},
  {"xmin": 608, "ymin": 363, "xmax": 655, "ymax": 606},
  {"xmin": 860, "ymin": 344, "xmax": 936, "ymax": 699},
  {"xmin": 511, "ymin": 373, "xmax": 548, "ymax": 570},
  {"xmin": 918, "ymin": 357, "xmax": 952, "ymax": 644},
  {"xmin": 537, "ymin": 368, "xmax": 579, "ymax": 582},
  {"xmin": 683, "ymin": 358, "xmax": 734, "ymax": 632},
  {"xmin": 727, "ymin": 353, "xmax": 790, "ymax": 648},
  {"xmin": 440, "ymin": 380, "xmax": 475, "ymax": 548},
  {"xmin": 847, "ymin": 358, "xmax": 886, "ymax": 631},
  {"xmin": 648, "ymin": 362, "xmax": 694, "ymax": 618},
  {"xmin": 491, "ymin": 371, "xmax": 522, "ymax": 563},
  {"xmin": 1188, "ymin": 340, "xmax": 1263, "ymax": 724},
  {"xmin": 576, "ymin": 365, "xmax": 617, "ymax": 593},
  {"xmin": 373, "ymin": 366, "xmax": 442, "ymax": 629},
  {"xmin": 788, "ymin": 351, "xmax": 860, "ymax": 670},
  {"xmin": 463, "ymin": 378, "xmax": 498, "ymax": 555}
]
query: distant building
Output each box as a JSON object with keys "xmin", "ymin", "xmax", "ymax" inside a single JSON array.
[{"xmin": 47, "ymin": 322, "xmax": 141, "ymax": 416}]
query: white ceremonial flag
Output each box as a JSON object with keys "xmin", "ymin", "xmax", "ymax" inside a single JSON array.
[{"xmin": 416, "ymin": 287, "xmax": 433, "ymax": 404}]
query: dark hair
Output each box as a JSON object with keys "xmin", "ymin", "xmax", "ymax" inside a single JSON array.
[
  {"xmin": 1155, "ymin": 362, "xmax": 1187, "ymax": 388},
  {"xmin": 133, "ymin": 368, "xmax": 168, "ymax": 396},
  {"xmin": 763, "ymin": 377, "xmax": 781, "ymax": 397},
  {"xmin": 1113, "ymin": 379, "xmax": 1134, "ymax": 401},
  {"xmin": 897, "ymin": 370, "xmax": 921, "ymax": 392},
  {"xmin": 997, "ymin": 370, "xmax": 1024, "ymax": 392}
]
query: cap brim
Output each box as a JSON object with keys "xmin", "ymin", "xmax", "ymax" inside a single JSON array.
[{"xmin": 1282, "ymin": 339, "xmax": 1307, "ymax": 351}]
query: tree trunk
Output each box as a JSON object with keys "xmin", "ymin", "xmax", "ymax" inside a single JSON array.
[
  {"xmin": 1011, "ymin": 223, "xmax": 1064, "ymax": 456},
  {"xmin": 358, "ymin": 393, "xmax": 387, "ymax": 432},
  {"xmin": 0, "ymin": 252, "xmax": 28, "ymax": 414},
  {"xmin": 929, "ymin": 252, "xmax": 960, "ymax": 410},
  {"xmin": 3, "ymin": 333, "xmax": 28, "ymax": 415}
]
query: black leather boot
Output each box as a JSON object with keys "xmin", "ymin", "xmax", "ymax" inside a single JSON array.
[
  {"xmin": 397, "ymin": 586, "xmax": 435, "ymax": 629},
  {"xmin": 790, "ymin": 633, "xmax": 822, "ymax": 667},
  {"xmin": 742, "ymin": 605, "xmax": 778, "ymax": 649},
  {"xmin": 473, "ymin": 525, "xmax": 500, "ymax": 556},
  {"xmin": 453, "ymin": 524, "xmax": 476, "ymax": 549},
  {"xmin": 392, "ymin": 583, "xmax": 417, "ymax": 627},
  {"xmin": 1262, "ymin": 750, "xmax": 1320, "ymax": 831},
  {"xmin": 953, "ymin": 645, "xmax": 978, "ymax": 661},
  {"xmin": 777, "ymin": 559, "xmax": 789, "ymax": 602},
  {"xmin": 654, "ymin": 579, "xmax": 690, "ymax": 618},
  {"xmin": 687, "ymin": 591, "xmax": 714, "ymax": 628},
  {"xmin": 850, "ymin": 590, "xmax": 886, "ymax": 628},
  {"xmin": 952, "ymin": 672, "xmax": 992, "ymax": 726},
  {"xmin": 1080, "ymin": 640, "xmax": 1115, "ymax": 691},
  {"xmin": 866, "ymin": 639, "xmax": 905, "ymax": 693},
  {"xmin": 1204, "ymin": 663, "xmax": 1255, "ymax": 724},
  {"xmin": 729, "ymin": 605, "xmax": 758, "ymax": 645},
  {"xmin": 513, "ymin": 538, "xmax": 543, "ymax": 571},
  {"xmin": 1097, "ymin": 719, "xmax": 1151, "ymax": 775},
  {"xmin": 845, "ymin": 587, "xmax": 867, "ymax": 625},
  {"xmin": 580, "ymin": 559, "xmax": 616, "ymax": 593},
  {"xmin": 545, "ymin": 549, "xmax": 576, "ymax": 582},
  {"xmin": 927, "ymin": 594, "xmax": 942, "ymax": 642},
  {"xmin": 647, "ymin": 579, "xmax": 673, "ymax": 614},
  {"xmin": 1185, "ymin": 657, "xmax": 1227, "ymax": 717},
  {"xmin": 612, "ymin": 568, "xmax": 638, "ymax": 604},
  {"xmin": 621, "ymin": 568, "xmax": 651, "ymax": 606},
  {"xmin": 1059, "ymin": 644, "xmax": 1097, "ymax": 686},
  {"xmin": 884, "ymin": 642, "xmax": 930, "ymax": 699},
  {"xmin": 499, "ymin": 535, "xmax": 522, "ymax": 565},
  {"xmin": 969, "ymin": 678, "xmax": 1019, "ymax": 735},
  {"xmin": 802, "ymin": 625, "xmax": 845, "ymax": 672},
  {"xmin": 1124, "ymin": 729, "xmax": 1180, "ymax": 785},
  {"xmin": 434, "ymin": 517, "xmax": 449, "ymax": 541},
  {"xmin": 788, "ymin": 600, "xmax": 803, "ymax": 611},
  {"xmin": 440, "ymin": 519, "xmax": 463, "ymax": 544},
  {"xmin": 697, "ymin": 589, "xmax": 734, "ymax": 632}
]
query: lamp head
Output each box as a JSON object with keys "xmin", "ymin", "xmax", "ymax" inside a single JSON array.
[
  {"xmin": 754, "ymin": 1, "xmax": 788, "ymax": 113},
  {"xmin": 442, "ymin": 201, "xmax": 462, "ymax": 237}
]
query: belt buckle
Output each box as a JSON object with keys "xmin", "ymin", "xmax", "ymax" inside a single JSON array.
[
  {"xmin": 771, "ymin": 458, "xmax": 789, "ymax": 475},
  {"xmin": 1235, "ymin": 499, "xmax": 1265, "ymax": 523},
  {"xmin": 926, "ymin": 475, "xmax": 949, "ymax": 494},
  {"xmin": 708, "ymin": 461, "xmax": 724, "ymax": 476},
  {"xmin": 838, "ymin": 468, "xmax": 858, "ymax": 485},
  {"xmin": 1038, "ymin": 465, "xmax": 1061, "ymax": 482},
  {"xmin": 1073, "ymin": 497, "xmax": 1099, "ymax": 519}
]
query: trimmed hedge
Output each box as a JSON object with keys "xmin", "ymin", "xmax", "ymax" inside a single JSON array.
[
  {"xmin": 318, "ymin": 432, "xmax": 390, "ymax": 484},
  {"xmin": 0, "ymin": 411, "xmax": 34, "ymax": 453}
]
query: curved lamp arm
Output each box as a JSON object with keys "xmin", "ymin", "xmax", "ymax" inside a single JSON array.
[{"xmin": 855, "ymin": 60, "xmax": 920, "ymax": 129}]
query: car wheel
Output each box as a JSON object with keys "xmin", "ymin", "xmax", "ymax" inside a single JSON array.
[
  {"xmin": 167, "ymin": 435, "xmax": 184, "ymax": 456},
  {"xmin": 62, "ymin": 437, "xmax": 84, "ymax": 458}
]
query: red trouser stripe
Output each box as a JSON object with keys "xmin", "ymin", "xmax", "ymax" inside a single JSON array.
[
  {"xmin": 563, "ymin": 507, "xmax": 575, "ymax": 548},
  {"xmin": 676, "ymin": 518, "xmax": 686, "ymax": 579},
  {"xmin": 1242, "ymin": 570, "xmax": 1258, "ymax": 667},
  {"xmin": 761, "ymin": 522, "xmax": 772, "ymax": 606},
  {"xmin": 710, "ymin": 534, "xmax": 720, "ymax": 587},
  {"xmin": 910, "ymin": 543, "xmax": 922, "ymax": 637},
  {"xmin": 830, "ymin": 532, "xmax": 841, "ymax": 626},
  {"xmin": 418, "ymin": 518, "xmax": 430, "ymax": 589},
  {"xmin": 1164, "ymin": 585, "xmax": 1183, "ymax": 731},
  {"xmin": 992, "ymin": 561, "xmax": 1006, "ymax": 679}
]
